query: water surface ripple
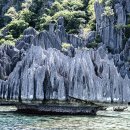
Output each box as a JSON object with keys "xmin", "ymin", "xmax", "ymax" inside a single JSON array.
[{"xmin": 0, "ymin": 106, "xmax": 130, "ymax": 130}]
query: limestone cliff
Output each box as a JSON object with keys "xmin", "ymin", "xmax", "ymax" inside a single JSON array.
[
  {"xmin": 1, "ymin": 44, "xmax": 130, "ymax": 103},
  {"xmin": 94, "ymin": 0, "xmax": 130, "ymax": 78},
  {"xmin": 0, "ymin": 0, "xmax": 130, "ymax": 103}
]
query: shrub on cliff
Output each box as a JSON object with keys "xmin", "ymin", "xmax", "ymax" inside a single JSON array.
[
  {"xmin": 0, "ymin": 39, "xmax": 15, "ymax": 46},
  {"xmin": 5, "ymin": 7, "xmax": 18, "ymax": 20},
  {"xmin": 38, "ymin": 0, "xmax": 88, "ymax": 33},
  {"xmin": 5, "ymin": 20, "xmax": 29, "ymax": 38},
  {"xmin": 50, "ymin": 1, "xmax": 64, "ymax": 15},
  {"xmin": 19, "ymin": 9, "xmax": 35, "ymax": 27}
]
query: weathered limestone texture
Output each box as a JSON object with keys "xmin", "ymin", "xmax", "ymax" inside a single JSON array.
[
  {"xmin": 0, "ymin": 45, "xmax": 130, "ymax": 103},
  {"xmin": 0, "ymin": 1, "xmax": 130, "ymax": 104}
]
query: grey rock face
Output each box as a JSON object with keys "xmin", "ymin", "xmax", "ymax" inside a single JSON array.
[
  {"xmin": 62, "ymin": 45, "xmax": 75, "ymax": 57},
  {"xmin": 58, "ymin": 17, "xmax": 64, "ymax": 26},
  {"xmin": 23, "ymin": 27, "xmax": 37, "ymax": 36},
  {"xmin": 94, "ymin": 0, "xmax": 130, "ymax": 78},
  {"xmin": 16, "ymin": 19, "xmax": 86, "ymax": 52},
  {"xmin": 94, "ymin": 0, "xmax": 127, "ymax": 52},
  {"xmin": 85, "ymin": 31, "xmax": 96, "ymax": 46},
  {"xmin": 49, "ymin": 23, "xmax": 55, "ymax": 33},
  {"xmin": 126, "ymin": 0, "xmax": 130, "ymax": 13},
  {"xmin": 0, "ymin": 1, "xmax": 130, "ymax": 104},
  {"xmin": 16, "ymin": 27, "xmax": 37, "ymax": 50},
  {"xmin": 0, "ymin": 45, "xmax": 130, "ymax": 103},
  {"xmin": 95, "ymin": 2, "xmax": 116, "ymax": 52},
  {"xmin": 115, "ymin": 3, "xmax": 126, "ymax": 25},
  {"xmin": 113, "ymin": 38, "xmax": 130, "ymax": 78},
  {"xmin": 33, "ymin": 30, "xmax": 62, "ymax": 50},
  {"xmin": 94, "ymin": 1, "xmax": 104, "ymax": 33},
  {"xmin": 0, "ymin": 44, "xmax": 20, "ymax": 80},
  {"xmin": 68, "ymin": 34, "xmax": 85, "ymax": 48}
]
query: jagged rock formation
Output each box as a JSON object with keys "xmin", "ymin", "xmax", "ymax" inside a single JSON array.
[
  {"xmin": 0, "ymin": 45, "xmax": 130, "ymax": 102},
  {"xmin": 94, "ymin": 0, "xmax": 130, "ymax": 78},
  {"xmin": 0, "ymin": 44, "xmax": 20, "ymax": 80},
  {"xmin": 16, "ymin": 17, "xmax": 85, "ymax": 51},
  {"xmin": 0, "ymin": 1, "xmax": 130, "ymax": 104}
]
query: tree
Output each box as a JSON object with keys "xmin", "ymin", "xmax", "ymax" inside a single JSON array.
[
  {"xmin": 5, "ymin": 7, "xmax": 18, "ymax": 20},
  {"xmin": 6, "ymin": 20, "xmax": 29, "ymax": 38}
]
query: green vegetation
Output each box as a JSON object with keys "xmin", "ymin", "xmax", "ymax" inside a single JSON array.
[
  {"xmin": 100, "ymin": 0, "xmax": 114, "ymax": 17},
  {"xmin": 4, "ymin": 20, "xmax": 29, "ymax": 38},
  {"xmin": 62, "ymin": 43, "xmax": 72, "ymax": 49},
  {"xmin": 87, "ymin": 34, "xmax": 102, "ymax": 48},
  {"xmin": 0, "ymin": 0, "xmax": 31, "ymax": 45},
  {"xmin": 115, "ymin": 23, "xmax": 130, "ymax": 42},
  {"xmin": 62, "ymin": 42, "xmax": 72, "ymax": 52},
  {"xmin": 0, "ymin": 0, "xmax": 97, "ymax": 45},
  {"xmin": 33, "ymin": 0, "xmax": 89, "ymax": 33},
  {"xmin": 87, "ymin": 41, "xmax": 98, "ymax": 48},
  {"xmin": 103, "ymin": 6, "xmax": 114, "ymax": 16},
  {"xmin": 87, "ymin": 0, "xmax": 96, "ymax": 31},
  {"xmin": 99, "ymin": 0, "xmax": 113, "ymax": 5},
  {"xmin": 5, "ymin": 7, "xmax": 18, "ymax": 20}
]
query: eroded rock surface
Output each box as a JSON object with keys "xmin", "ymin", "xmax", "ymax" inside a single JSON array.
[
  {"xmin": 0, "ymin": 44, "xmax": 20, "ymax": 80},
  {"xmin": 94, "ymin": 0, "xmax": 130, "ymax": 79},
  {"xmin": 0, "ymin": 45, "xmax": 130, "ymax": 103},
  {"xmin": 0, "ymin": 1, "xmax": 130, "ymax": 104}
]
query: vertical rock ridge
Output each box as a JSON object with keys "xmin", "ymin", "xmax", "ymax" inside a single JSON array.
[{"xmin": 0, "ymin": 45, "xmax": 129, "ymax": 103}]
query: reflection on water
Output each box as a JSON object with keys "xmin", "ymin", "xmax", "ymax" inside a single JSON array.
[{"xmin": 0, "ymin": 106, "xmax": 130, "ymax": 130}]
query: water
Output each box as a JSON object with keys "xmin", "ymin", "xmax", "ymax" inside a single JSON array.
[{"xmin": 0, "ymin": 106, "xmax": 130, "ymax": 130}]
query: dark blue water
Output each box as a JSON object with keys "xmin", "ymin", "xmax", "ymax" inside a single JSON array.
[{"xmin": 0, "ymin": 106, "xmax": 130, "ymax": 130}]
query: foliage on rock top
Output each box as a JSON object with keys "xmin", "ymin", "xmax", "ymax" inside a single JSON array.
[{"xmin": 0, "ymin": 0, "xmax": 97, "ymax": 45}]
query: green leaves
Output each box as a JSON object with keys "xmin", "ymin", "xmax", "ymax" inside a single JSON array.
[
  {"xmin": 38, "ymin": 0, "xmax": 87, "ymax": 33},
  {"xmin": 0, "ymin": 0, "xmax": 98, "ymax": 45},
  {"xmin": 6, "ymin": 20, "xmax": 29, "ymax": 38},
  {"xmin": 5, "ymin": 7, "xmax": 18, "ymax": 20}
]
